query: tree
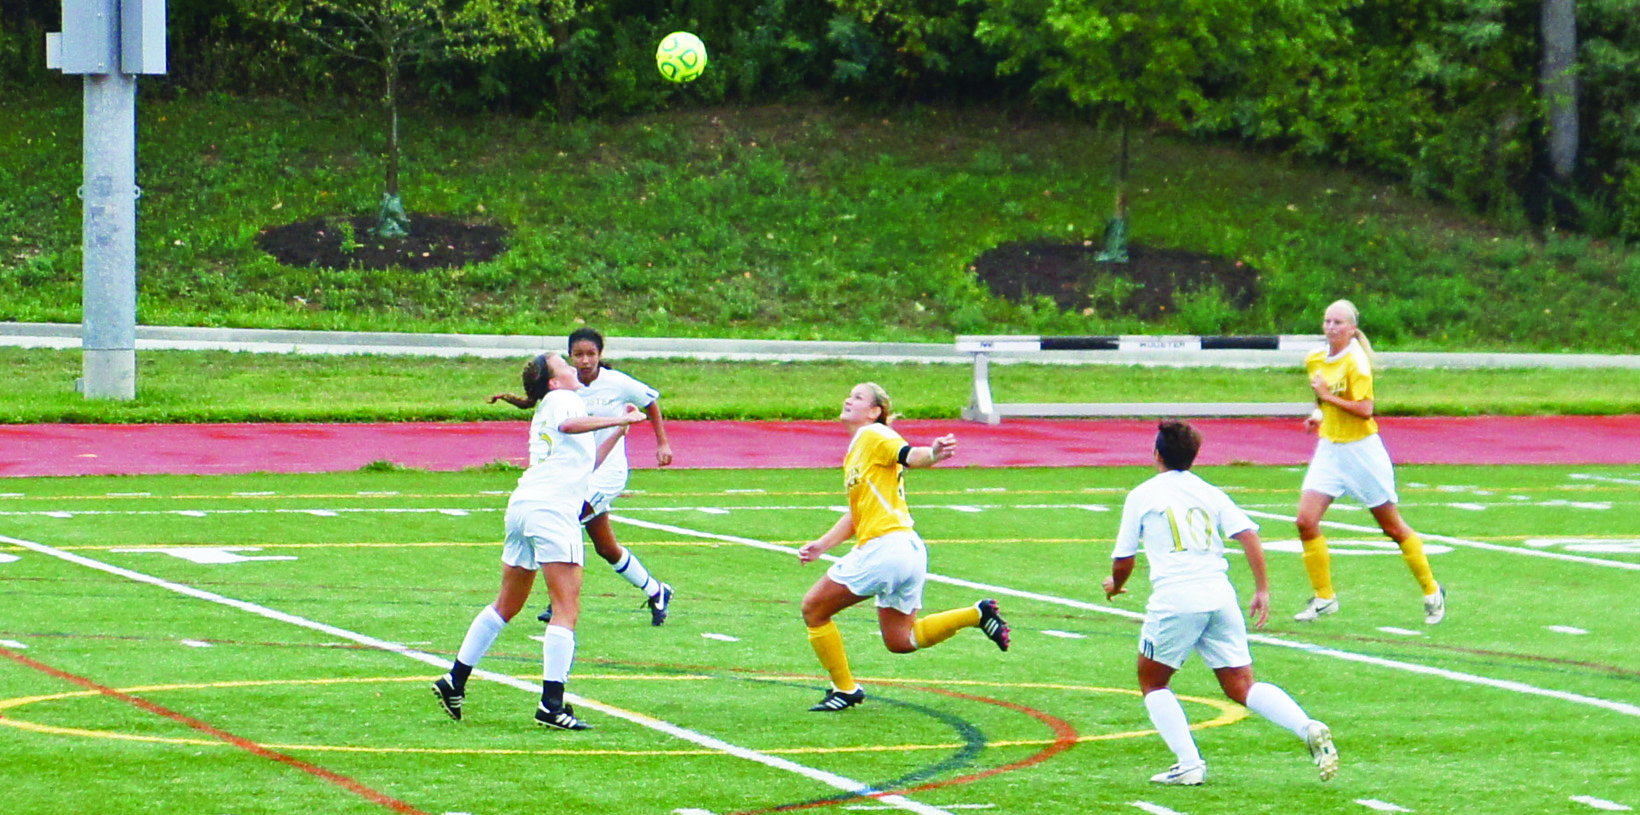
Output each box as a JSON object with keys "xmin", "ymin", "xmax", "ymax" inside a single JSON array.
[
  {"xmin": 975, "ymin": 0, "xmax": 1356, "ymax": 260},
  {"xmin": 252, "ymin": 0, "xmax": 560, "ymax": 236},
  {"xmin": 1540, "ymin": 0, "xmax": 1578, "ymax": 182}
]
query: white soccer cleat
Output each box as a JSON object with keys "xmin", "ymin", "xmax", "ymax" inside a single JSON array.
[
  {"xmin": 1423, "ymin": 585, "xmax": 1447, "ymax": 625},
  {"xmin": 1293, "ymin": 596, "xmax": 1339, "ymax": 622},
  {"xmin": 1149, "ymin": 761, "xmax": 1207, "ymax": 786},
  {"xmin": 1304, "ymin": 720, "xmax": 1339, "ymax": 781}
]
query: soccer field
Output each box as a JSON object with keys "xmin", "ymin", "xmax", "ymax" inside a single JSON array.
[{"xmin": 2, "ymin": 464, "xmax": 1637, "ymax": 815}]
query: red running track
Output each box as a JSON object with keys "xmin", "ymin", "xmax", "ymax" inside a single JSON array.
[{"xmin": 4, "ymin": 416, "xmax": 1640, "ymax": 477}]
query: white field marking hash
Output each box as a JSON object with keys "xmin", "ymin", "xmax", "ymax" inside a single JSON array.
[
  {"xmin": 107, "ymin": 492, "xmax": 151, "ymax": 497},
  {"xmin": 0, "ymin": 532, "xmax": 960, "ymax": 815},
  {"xmin": 1527, "ymin": 538, "xmax": 1640, "ymax": 554},
  {"xmin": 0, "ymin": 639, "xmax": 27, "ymax": 649},
  {"xmin": 701, "ymin": 633, "xmax": 740, "ymax": 642},
  {"xmin": 698, "ymin": 508, "xmax": 730, "ymax": 515},
  {"xmin": 1130, "ymin": 802, "xmax": 1187, "ymax": 815},
  {"xmin": 947, "ymin": 506, "xmax": 982, "ymax": 513},
  {"xmin": 846, "ymin": 806, "xmax": 995, "ymax": 811},
  {"xmin": 674, "ymin": 809, "xmax": 715, "ymax": 815},
  {"xmin": 965, "ymin": 487, "xmax": 1007, "ymax": 493},
  {"xmin": 613, "ymin": 516, "xmax": 1640, "ymax": 720},
  {"xmin": 1040, "ymin": 630, "xmax": 1087, "ymax": 639},
  {"xmin": 438, "ymin": 509, "xmax": 469, "ymax": 517},
  {"xmin": 234, "ymin": 491, "xmax": 276, "ymax": 496},
  {"xmin": 1355, "ymin": 800, "xmax": 1412, "ymax": 812},
  {"xmin": 1449, "ymin": 503, "xmax": 1487, "ymax": 511},
  {"xmin": 725, "ymin": 489, "xmax": 766, "ymax": 494},
  {"xmin": 1571, "ymin": 473, "xmax": 1640, "ymax": 487},
  {"xmin": 180, "ymin": 639, "xmax": 213, "ymax": 648},
  {"xmin": 1571, "ymin": 796, "xmax": 1633, "ymax": 811},
  {"xmin": 0, "ymin": 553, "xmax": 19, "ymax": 564},
  {"xmin": 1376, "ymin": 627, "xmax": 1424, "ymax": 637},
  {"xmin": 110, "ymin": 547, "xmax": 298, "ymax": 565},
  {"xmin": 0, "ymin": 493, "xmax": 23, "ymax": 498},
  {"xmin": 1243, "ymin": 509, "xmax": 1640, "ymax": 571},
  {"xmin": 1547, "ymin": 626, "xmax": 1590, "ymax": 635}
]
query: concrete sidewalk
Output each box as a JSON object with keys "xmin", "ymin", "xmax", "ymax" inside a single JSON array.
[{"xmin": 7, "ymin": 322, "xmax": 1640, "ymax": 369}]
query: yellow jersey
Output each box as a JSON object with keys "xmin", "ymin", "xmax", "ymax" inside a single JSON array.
[
  {"xmin": 1305, "ymin": 340, "xmax": 1378, "ymax": 443},
  {"xmin": 843, "ymin": 422, "xmax": 914, "ymax": 545}
]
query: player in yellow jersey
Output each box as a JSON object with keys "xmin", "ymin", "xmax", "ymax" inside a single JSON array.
[
  {"xmin": 1293, "ymin": 300, "xmax": 1446, "ymax": 625},
  {"xmin": 796, "ymin": 382, "xmax": 1011, "ymax": 712}
]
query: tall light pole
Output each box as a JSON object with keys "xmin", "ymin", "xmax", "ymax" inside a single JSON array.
[{"xmin": 46, "ymin": 0, "xmax": 166, "ymax": 400}]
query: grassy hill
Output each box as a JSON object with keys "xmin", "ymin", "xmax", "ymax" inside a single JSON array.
[{"xmin": 3, "ymin": 90, "xmax": 1638, "ymax": 351}]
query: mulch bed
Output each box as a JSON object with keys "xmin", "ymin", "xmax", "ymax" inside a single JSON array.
[
  {"xmin": 256, "ymin": 214, "xmax": 509, "ymax": 271},
  {"xmin": 971, "ymin": 239, "xmax": 1259, "ymax": 317}
]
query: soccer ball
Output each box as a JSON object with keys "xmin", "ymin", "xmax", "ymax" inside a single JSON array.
[{"xmin": 656, "ymin": 31, "xmax": 708, "ymax": 83}]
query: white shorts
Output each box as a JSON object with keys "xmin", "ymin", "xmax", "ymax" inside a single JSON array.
[
  {"xmin": 826, "ymin": 529, "xmax": 928, "ymax": 614},
  {"xmin": 1302, "ymin": 434, "xmax": 1399, "ymax": 508},
  {"xmin": 1139, "ymin": 600, "xmax": 1252, "ymax": 670},
  {"xmin": 503, "ymin": 501, "xmax": 585, "ymax": 570},
  {"xmin": 580, "ymin": 490, "xmax": 618, "ymax": 523}
]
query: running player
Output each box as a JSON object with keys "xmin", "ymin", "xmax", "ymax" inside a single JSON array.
[
  {"xmin": 797, "ymin": 382, "xmax": 1011, "ymax": 712},
  {"xmin": 1292, "ymin": 299, "xmax": 1445, "ymax": 624},
  {"xmin": 537, "ymin": 327, "xmax": 676, "ymax": 626},
  {"xmin": 432, "ymin": 352, "xmax": 643, "ymax": 730},
  {"xmin": 1104, "ymin": 420, "xmax": 1338, "ymax": 786}
]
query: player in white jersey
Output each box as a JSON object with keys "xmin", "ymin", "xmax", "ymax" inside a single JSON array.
[
  {"xmin": 534, "ymin": 327, "xmax": 676, "ymax": 627},
  {"xmin": 432, "ymin": 352, "xmax": 642, "ymax": 731},
  {"xmin": 1104, "ymin": 421, "xmax": 1338, "ymax": 786}
]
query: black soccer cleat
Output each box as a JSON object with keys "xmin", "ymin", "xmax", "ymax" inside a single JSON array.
[
  {"xmin": 646, "ymin": 583, "xmax": 674, "ymax": 626},
  {"xmin": 432, "ymin": 676, "xmax": 464, "ymax": 721},
  {"xmin": 977, "ymin": 599, "xmax": 1010, "ymax": 652},
  {"xmin": 534, "ymin": 702, "xmax": 592, "ymax": 731},
  {"xmin": 536, "ymin": 604, "xmax": 553, "ymax": 624},
  {"xmin": 808, "ymin": 687, "xmax": 866, "ymax": 712}
]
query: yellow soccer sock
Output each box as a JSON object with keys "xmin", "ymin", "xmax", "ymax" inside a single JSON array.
[
  {"xmin": 1301, "ymin": 535, "xmax": 1336, "ymax": 600},
  {"xmin": 1398, "ymin": 533, "xmax": 1440, "ymax": 596},
  {"xmin": 807, "ymin": 621, "xmax": 856, "ymax": 693},
  {"xmin": 911, "ymin": 606, "xmax": 982, "ymax": 650}
]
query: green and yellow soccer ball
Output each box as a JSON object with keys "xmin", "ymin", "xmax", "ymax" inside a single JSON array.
[{"xmin": 656, "ymin": 31, "xmax": 708, "ymax": 83}]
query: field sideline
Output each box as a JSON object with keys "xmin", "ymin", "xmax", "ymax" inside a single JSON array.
[{"xmin": 1, "ymin": 463, "xmax": 1637, "ymax": 815}]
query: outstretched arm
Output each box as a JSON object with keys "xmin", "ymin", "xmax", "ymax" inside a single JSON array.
[
  {"xmin": 560, "ymin": 404, "xmax": 644, "ymax": 435},
  {"xmin": 903, "ymin": 434, "xmax": 958, "ymax": 468},
  {"xmin": 798, "ymin": 510, "xmax": 855, "ymax": 564}
]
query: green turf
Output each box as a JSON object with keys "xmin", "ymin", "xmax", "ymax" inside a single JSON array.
[
  {"xmin": 8, "ymin": 346, "xmax": 1640, "ymax": 423},
  {"xmin": 2, "ymin": 464, "xmax": 1638, "ymax": 814}
]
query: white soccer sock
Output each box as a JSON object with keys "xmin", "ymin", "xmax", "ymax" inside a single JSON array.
[
  {"xmin": 455, "ymin": 605, "xmax": 507, "ymax": 668},
  {"xmin": 613, "ymin": 550, "xmax": 661, "ymax": 597},
  {"xmin": 1143, "ymin": 689, "xmax": 1202, "ymax": 766},
  {"xmin": 1244, "ymin": 682, "xmax": 1312, "ymax": 738},
  {"xmin": 542, "ymin": 624, "xmax": 577, "ymax": 683}
]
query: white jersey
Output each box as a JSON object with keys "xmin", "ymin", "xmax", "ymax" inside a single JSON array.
[
  {"xmin": 1112, "ymin": 469, "xmax": 1258, "ymax": 614},
  {"xmin": 577, "ymin": 367, "xmax": 659, "ymax": 496},
  {"xmin": 510, "ymin": 389, "xmax": 595, "ymax": 510}
]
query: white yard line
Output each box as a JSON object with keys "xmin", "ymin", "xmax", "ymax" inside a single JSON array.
[
  {"xmin": 0, "ymin": 532, "xmax": 956, "ymax": 815},
  {"xmin": 1243, "ymin": 509, "xmax": 1640, "ymax": 571},
  {"xmin": 613, "ymin": 517, "xmax": 1640, "ymax": 720}
]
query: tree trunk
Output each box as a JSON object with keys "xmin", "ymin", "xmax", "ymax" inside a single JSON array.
[
  {"xmin": 553, "ymin": 20, "xmax": 578, "ymax": 121},
  {"xmin": 1097, "ymin": 116, "xmax": 1131, "ymax": 263},
  {"xmin": 385, "ymin": 61, "xmax": 400, "ymax": 197},
  {"xmin": 1540, "ymin": 0, "xmax": 1578, "ymax": 181}
]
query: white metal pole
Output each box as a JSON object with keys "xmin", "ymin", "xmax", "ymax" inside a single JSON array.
[{"xmin": 79, "ymin": 69, "xmax": 138, "ymax": 400}]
